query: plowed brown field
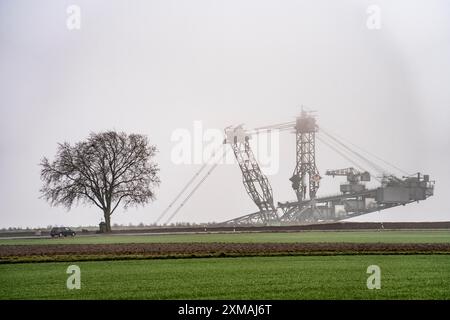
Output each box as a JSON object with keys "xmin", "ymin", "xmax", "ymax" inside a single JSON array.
[{"xmin": 2, "ymin": 242, "xmax": 450, "ymax": 263}]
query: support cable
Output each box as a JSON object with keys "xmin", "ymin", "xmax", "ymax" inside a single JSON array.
[
  {"xmin": 317, "ymin": 135, "xmax": 367, "ymax": 173},
  {"xmin": 155, "ymin": 145, "xmax": 224, "ymax": 224},
  {"xmin": 320, "ymin": 126, "xmax": 410, "ymax": 176},
  {"xmin": 249, "ymin": 125, "xmax": 294, "ymax": 136},
  {"xmin": 317, "ymin": 134, "xmax": 383, "ymax": 183},
  {"xmin": 320, "ymin": 129, "xmax": 386, "ymax": 176},
  {"xmin": 164, "ymin": 146, "xmax": 228, "ymax": 225}
]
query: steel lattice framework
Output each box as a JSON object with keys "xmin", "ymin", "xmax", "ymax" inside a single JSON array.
[
  {"xmin": 160, "ymin": 111, "xmax": 435, "ymax": 227},
  {"xmin": 227, "ymin": 128, "xmax": 278, "ymax": 223},
  {"xmin": 290, "ymin": 111, "xmax": 321, "ymax": 202},
  {"xmin": 218, "ymin": 112, "xmax": 434, "ymax": 226}
]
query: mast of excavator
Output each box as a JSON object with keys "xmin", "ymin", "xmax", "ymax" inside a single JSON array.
[
  {"xmin": 290, "ymin": 109, "xmax": 320, "ymax": 202},
  {"xmin": 224, "ymin": 126, "xmax": 278, "ymax": 223}
]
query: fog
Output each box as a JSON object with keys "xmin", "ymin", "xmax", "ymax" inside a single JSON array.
[{"xmin": 1, "ymin": 0, "xmax": 449, "ymax": 228}]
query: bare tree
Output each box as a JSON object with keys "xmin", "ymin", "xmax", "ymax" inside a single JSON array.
[{"xmin": 40, "ymin": 131, "xmax": 160, "ymax": 232}]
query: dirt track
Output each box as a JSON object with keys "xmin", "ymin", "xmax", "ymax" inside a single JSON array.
[{"xmin": 2, "ymin": 243, "xmax": 450, "ymax": 262}]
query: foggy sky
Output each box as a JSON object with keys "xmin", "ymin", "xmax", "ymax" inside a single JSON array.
[{"xmin": 1, "ymin": 0, "xmax": 449, "ymax": 228}]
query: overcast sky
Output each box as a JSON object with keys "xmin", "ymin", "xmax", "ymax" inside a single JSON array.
[{"xmin": 1, "ymin": 0, "xmax": 449, "ymax": 228}]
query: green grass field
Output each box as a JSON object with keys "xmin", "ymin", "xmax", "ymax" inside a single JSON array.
[
  {"xmin": 1, "ymin": 230, "xmax": 449, "ymax": 299},
  {"xmin": 1, "ymin": 230, "xmax": 449, "ymax": 245},
  {"xmin": 1, "ymin": 255, "xmax": 449, "ymax": 299}
]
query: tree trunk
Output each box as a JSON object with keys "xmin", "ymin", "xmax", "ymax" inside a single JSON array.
[{"xmin": 104, "ymin": 210, "xmax": 112, "ymax": 232}]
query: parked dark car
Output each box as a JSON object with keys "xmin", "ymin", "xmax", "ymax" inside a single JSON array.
[{"xmin": 50, "ymin": 227, "xmax": 76, "ymax": 238}]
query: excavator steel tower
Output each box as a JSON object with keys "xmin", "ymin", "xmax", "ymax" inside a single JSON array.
[{"xmin": 290, "ymin": 110, "xmax": 321, "ymax": 202}]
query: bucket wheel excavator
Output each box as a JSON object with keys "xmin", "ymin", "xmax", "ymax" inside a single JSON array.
[{"xmin": 158, "ymin": 110, "xmax": 435, "ymax": 226}]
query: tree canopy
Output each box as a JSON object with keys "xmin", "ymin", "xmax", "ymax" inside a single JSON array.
[{"xmin": 40, "ymin": 131, "xmax": 160, "ymax": 231}]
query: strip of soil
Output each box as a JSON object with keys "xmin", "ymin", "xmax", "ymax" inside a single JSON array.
[{"xmin": 1, "ymin": 243, "xmax": 450, "ymax": 263}]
